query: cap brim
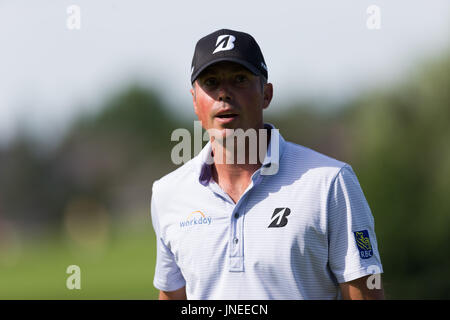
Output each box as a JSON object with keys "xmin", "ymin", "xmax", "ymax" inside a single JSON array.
[{"xmin": 191, "ymin": 57, "xmax": 262, "ymax": 84}]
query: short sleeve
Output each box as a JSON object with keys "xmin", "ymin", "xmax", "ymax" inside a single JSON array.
[
  {"xmin": 327, "ymin": 165, "xmax": 383, "ymax": 283},
  {"xmin": 151, "ymin": 185, "xmax": 186, "ymax": 292}
]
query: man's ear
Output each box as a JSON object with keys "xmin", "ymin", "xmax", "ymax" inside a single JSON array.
[
  {"xmin": 190, "ymin": 84, "xmax": 199, "ymax": 117},
  {"xmin": 262, "ymin": 83, "xmax": 273, "ymax": 110}
]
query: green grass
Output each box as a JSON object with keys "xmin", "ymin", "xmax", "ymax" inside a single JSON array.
[{"xmin": 0, "ymin": 223, "xmax": 159, "ymax": 299}]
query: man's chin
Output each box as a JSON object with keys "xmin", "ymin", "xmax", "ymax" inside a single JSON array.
[{"xmin": 206, "ymin": 127, "xmax": 235, "ymax": 141}]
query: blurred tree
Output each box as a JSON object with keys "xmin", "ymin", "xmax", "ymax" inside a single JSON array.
[
  {"xmin": 0, "ymin": 85, "xmax": 185, "ymax": 232},
  {"xmin": 347, "ymin": 51, "xmax": 450, "ymax": 298},
  {"xmin": 0, "ymin": 135, "xmax": 68, "ymax": 232},
  {"xmin": 0, "ymin": 51, "xmax": 448, "ymax": 298},
  {"xmin": 267, "ymin": 51, "xmax": 450, "ymax": 298}
]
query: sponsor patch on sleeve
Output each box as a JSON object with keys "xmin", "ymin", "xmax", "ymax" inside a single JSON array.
[{"xmin": 353, "ymin": 230, "xmax": 373, "ymax": 259}]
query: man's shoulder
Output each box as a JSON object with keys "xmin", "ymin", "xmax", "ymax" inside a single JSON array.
[{"xmin": 282, "ymin": 140, "xmax": 348, "ymax": 177}]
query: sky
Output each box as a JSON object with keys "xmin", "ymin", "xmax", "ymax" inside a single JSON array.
[{"xmin": 0, "ymin": 0, "xmax": 449, "ymax": 145}]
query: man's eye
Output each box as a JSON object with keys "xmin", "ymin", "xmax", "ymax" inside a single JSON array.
[
  {"xmin": 235, "ymin": 75, "xmax": 248, "ymax": 83},
  {"xmin": 204, "ymin": 78, "xmax": 218, "ymax": 86}
]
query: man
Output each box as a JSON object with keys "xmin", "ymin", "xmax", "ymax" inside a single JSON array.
[{"xmin": 151, "ymin": 29, "xmax": 384, "ymax": 300}]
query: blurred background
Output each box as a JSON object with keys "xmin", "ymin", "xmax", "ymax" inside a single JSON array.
[{"xmin": 0, "ymin": 0, "xmax": 449, "ymax": 299}]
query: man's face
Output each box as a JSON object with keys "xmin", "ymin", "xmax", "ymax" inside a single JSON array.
[{"xmin": 190, "ymin": 61, "xmax": 273, "ymax": 138}]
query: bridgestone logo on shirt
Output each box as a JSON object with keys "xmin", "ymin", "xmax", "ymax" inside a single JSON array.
[{"xmin": 268, "ymin": 207, "xmax": 290, "ymax": 228}]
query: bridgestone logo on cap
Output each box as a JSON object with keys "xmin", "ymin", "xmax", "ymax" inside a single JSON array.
[
  {"xmin": 190, "ymin": 29, "xmax": 268, "ymax": 83},
  {"xmin": 213, "ymin": 35, "xmax": 236, "ymax": 54}
]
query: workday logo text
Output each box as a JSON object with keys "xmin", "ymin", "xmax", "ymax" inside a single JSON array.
[{"xmin": 180, "ymin": 210, "xmax": 212, "ymax": 228}]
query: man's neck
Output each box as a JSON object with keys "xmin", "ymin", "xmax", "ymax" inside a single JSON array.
[{"xmin": 210, "ymin": 127, "xmax": 270, "ymax": 203}]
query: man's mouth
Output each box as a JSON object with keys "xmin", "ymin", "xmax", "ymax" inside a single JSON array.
[
  {"xmin": 216, "ymin": 114, "xmax": 238, "ymax": 118},
  {"xmin": 215, "ymin": 113, "xmax": 239, "ymax": 124}
]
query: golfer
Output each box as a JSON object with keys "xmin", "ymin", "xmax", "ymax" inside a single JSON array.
[{"xmin": 151, "ymin": 29, "xmax": 384, "ymax": 300}]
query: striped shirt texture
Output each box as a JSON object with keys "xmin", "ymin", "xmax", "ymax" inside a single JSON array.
[{"xmin": 151, "ymin": 123, "xmax": 383, "ymax": 299}]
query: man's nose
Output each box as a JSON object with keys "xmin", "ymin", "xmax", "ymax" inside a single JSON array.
[{"xmin": 217, "ymin": 81, "xmax": 232, "ymax": 102}]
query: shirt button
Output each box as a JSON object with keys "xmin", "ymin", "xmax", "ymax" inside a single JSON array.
[
  {"xmin": 234, "ymin": 212, "xmax": 239, "ymax": 219},
  {"xmin": 233, "ymin": 238, "xmax": 239, "ymax": 244}
]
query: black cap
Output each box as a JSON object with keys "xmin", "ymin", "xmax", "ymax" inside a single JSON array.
[{"xmin": 191, "ymin": 29, "xmax": 268, "ymax": 84}]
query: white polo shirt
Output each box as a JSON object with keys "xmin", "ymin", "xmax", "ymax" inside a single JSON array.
[{"xmin": 151, "ymin": 123, "xmax": 383, "ymax": 299}]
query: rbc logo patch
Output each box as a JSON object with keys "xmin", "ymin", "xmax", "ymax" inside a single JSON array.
[{"xmin": 353, "ymin": 230, "xmax": 373, "ymax": 259}]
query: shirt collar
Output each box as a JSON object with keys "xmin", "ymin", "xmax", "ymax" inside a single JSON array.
[{"xmin": 195, "ymin": 123, "xmax": 286, "ymax": 185}]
